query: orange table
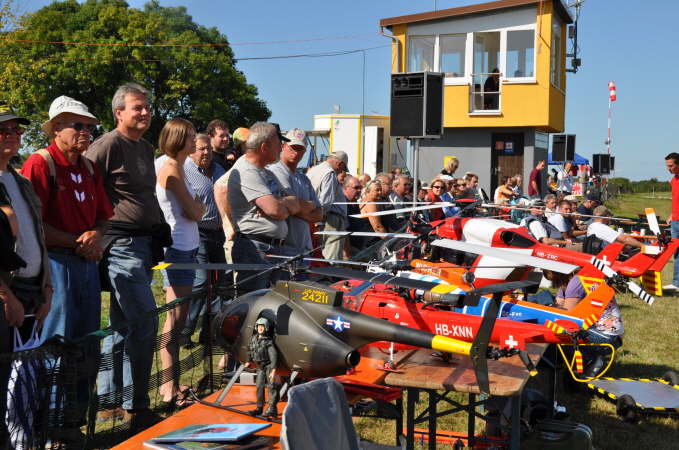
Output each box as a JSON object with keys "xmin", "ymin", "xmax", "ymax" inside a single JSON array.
[{"xmin": 113, "ymin": 386, "xmax": 283, "ymax": 449}]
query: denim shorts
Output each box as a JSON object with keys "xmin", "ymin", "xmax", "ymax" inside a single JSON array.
[{"xmin": 162, "ymin": 246, "xmax": 198, "ymax": 287}]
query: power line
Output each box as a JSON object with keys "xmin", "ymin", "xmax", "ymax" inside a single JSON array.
[
  {"xmin": 0, "ymin": 33, "xmax": 378, "ymax": 48},
  {"xmin": 0, "ymin": 44, "xmax": 389, "ymax": 63}
]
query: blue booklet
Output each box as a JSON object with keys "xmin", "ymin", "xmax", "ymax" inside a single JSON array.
[{"xmin": 152, "ymin": 424, "xmax": 272, "ymax": 443}]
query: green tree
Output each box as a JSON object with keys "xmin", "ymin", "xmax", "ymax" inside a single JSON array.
[{"xmin": 0, "ymin": 0, "xmax": 270, "ymax": 149}]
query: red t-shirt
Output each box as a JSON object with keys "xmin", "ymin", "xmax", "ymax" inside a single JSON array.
[
  {"xmin": 672, "ymin": 176, "xmax": 679, "ymax": 220},
  {"xmin": 21, "ymin": 141, "xmax": 113, "ymax": 235},
  {"xmin": 528, "ymin": 168, "xmax": 541, "ymax": 196}
]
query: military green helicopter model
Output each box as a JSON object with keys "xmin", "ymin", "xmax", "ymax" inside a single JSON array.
[{"xmin": 158, "ymin": 260, "xmax": 536, "ymax": 416}]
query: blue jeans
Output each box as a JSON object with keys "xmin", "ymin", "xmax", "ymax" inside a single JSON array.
[
  {"xmin": 40, "ymin": 252, "xmax": 102, "ymax": 422},
  {"xmin": 40, "ymin": 252, "xmax": 101, "ymax": 343},
  {"xmin": 182, "ymin": 230, "xmax": 227, "ymax": 338},
  {"xmin": 97, "ymin": 236, "xmax": 158, "ymax": 410},
  {"xmin": 672, "ymin": 221, "xmax": 679, "ymax": 285},
  {"xmin": 232, "ymin": 235, "xmax": 296, "ymax": 295}
]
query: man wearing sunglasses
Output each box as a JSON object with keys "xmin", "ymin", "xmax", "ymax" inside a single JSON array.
[{"xmin": 21, "ymin": 96, "xmax": 113, "ymax": 433}]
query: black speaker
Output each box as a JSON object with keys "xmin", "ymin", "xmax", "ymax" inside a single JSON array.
[
  {"xmin": 566, "ymin": 135, "xmax": 576, "ymax": 161},
  {"xmin": 592, "ymin": 154, "xmax": 610, "ymax": 175},
  {"xmin": 390, "ymin": 72, "xmax": 444, "ymax": 139},
  {"xmin": 552, "ymin": 135, "xmax": 567, "ymax": 162},
  {"xmin": 610, "ymin": 156, "xmax": 615, "ymax": 171},
  {"xmin": 552, "ymin": 134, "xmax": 576, "ymax": 162}
]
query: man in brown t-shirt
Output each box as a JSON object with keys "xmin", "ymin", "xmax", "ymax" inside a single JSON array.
[{"xmin": 87, "ymin": 82, "xmax": 163, "ymax": 428}]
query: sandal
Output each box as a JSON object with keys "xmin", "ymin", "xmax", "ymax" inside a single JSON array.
[{"xmin": 159, "ymin": 386, "xmax": 195, "ymax": 410}]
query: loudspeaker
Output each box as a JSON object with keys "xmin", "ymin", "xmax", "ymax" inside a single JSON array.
[
  {"xmin": 552, "ymin": 134, "xmax": 576, "ymax": 162},
  {"xmin": 610, "ymin": 156, "xmax": 615, "ymax": 171},
  {"xmin": 390, "ymin": 72, "xmax": 444, "ymax": 139},
  {"xmin": 592, "ymin": 154, "xmax": 610, "ymax": 175}
]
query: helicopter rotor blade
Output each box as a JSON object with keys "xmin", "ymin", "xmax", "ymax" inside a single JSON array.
[
  {"xmin": 306, "ymin": 266, "xmax": 441, "ymax": 292},
  {"xmin": 314, "ymin": 231, "xmax": 418, "ymax": 239},
  {"xmin": 469, "ymin": 291, "xmax": 503, "ymax": 395},
  {"xmin": 645, "ymin": 208, "xmax": 661, "ymax": 236},
  {"xmin": 152, "ymin": 262, "xmax": 274, "ymax": 271},
  {"xmin": 588, "ymin": 256, "xmax": 655, "ymax": 305},
  {"xmin": 431, "ymin": 239, "xmax": 579, "ymax": 275},
  {"xmin": 350, "ymin": 203, "xmax": 455, "ymax": 218}
]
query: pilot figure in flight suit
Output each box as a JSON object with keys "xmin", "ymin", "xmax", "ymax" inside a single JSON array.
[{"xmin": 247, "ymin": 317, "xmax": 280, "ymax": 418}]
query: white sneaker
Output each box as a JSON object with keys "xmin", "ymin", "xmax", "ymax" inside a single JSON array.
[{"xmin": 663, "ymin": 283, "xmax": 679, "ymax": 291}]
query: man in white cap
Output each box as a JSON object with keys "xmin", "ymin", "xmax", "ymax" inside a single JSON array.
[
  {"xmin": 21, "ymin": 95, "xmax": 113, "ymax": 433},
  {"xmin": 268, "ymin": 128, "xmax": 322, "ymax": 254},
  {"xmin": 306, "ymin": 150, "xmax": 348, "ymax": 259}
]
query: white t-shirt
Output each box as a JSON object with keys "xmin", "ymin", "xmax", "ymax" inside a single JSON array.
[
  {"xmin": 587, "ymin": 221, "xmax": 620, "ymax": 244},
  {"xmin": 520, "ymin": 216, "xmax": 547, "ymax": 240},
  {"xmin": 557, "ymin": 170, "xmax": 573, "ymax": 192},
  {"xmin": 548, "ymin": 214, "xmax": 572, "ymax": 233}
]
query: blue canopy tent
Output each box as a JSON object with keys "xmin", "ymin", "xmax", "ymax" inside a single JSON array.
[{"xmin": 547, "ymin": 152, "xmax": 589, "ymax": 165}]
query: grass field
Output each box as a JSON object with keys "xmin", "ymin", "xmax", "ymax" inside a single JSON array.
[{"xmin": 95, "ymin": 194, "xmax": 679, "ymax": 449}]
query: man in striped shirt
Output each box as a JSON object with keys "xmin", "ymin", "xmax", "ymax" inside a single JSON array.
[{"xmin": 179, "ymin": 133, "xmax": 226, "ymax": 346}]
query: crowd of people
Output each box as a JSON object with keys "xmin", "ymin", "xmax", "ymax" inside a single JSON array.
[{"xmin": 0, "ymin": 81, "xmax": 652, "ymax": 445}]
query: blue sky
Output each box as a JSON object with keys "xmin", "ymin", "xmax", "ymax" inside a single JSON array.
[{"xmin": 20, "ymin": 0, "xmax": 675, "ymax": 181}]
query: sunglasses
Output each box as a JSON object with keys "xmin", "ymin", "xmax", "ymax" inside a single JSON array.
[
  {"xmin": 0, "ymin": 126, "xmax": 25, "ymax": 137},
  {"xmin": 432, "ymin": 185, "xmax": 444, "ymax": 189},
  {"xmin": 456, "ymin": 183, "xmax": 466, "ymax": 187},
  {"xmin": 59, "ymin": 122, "xmax": 97, "ymax": 133}
]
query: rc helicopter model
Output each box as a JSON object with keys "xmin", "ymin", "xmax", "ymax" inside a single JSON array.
[
  {"xmin": 156, "ymin": 259, "xmax": 524, "ymax": 417},
  {"xmin": 293, "ymin": 249, "xmax": 615, "ymax": 379},
  {"xmin": 325, "ymin": 204, "xmax": 677, "ymax": 304}
]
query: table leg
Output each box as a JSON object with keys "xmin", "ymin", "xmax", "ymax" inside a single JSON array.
[
  {"xmin": 396, "ymin": 396, "xmax": 403, "ymax": 446},
  {"xmin": 510, "ymin": 394, "xmax": 521, "ymax": 450},
  {"xmin": 428, "ymin": 390, "xmax": 436, "ymax": 450},
  {"xmin": 406, "ymin": 388, "xmax": 417, "ymax": 449},
  {"xmin": 467, "ymin": 393, "xmax": 476, "ymax": 448}
]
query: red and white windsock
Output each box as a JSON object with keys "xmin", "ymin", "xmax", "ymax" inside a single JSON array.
[{"xmin": 608, "ymin": 81, "xmax": 617, "ymax": 102}]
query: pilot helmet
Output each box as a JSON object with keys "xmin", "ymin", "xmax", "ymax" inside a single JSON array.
[{"xmin": 255, "ymin": 317, "xmax": 270, "ymax": 332}]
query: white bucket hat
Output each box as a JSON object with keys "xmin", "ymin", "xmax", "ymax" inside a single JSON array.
[{"xmin": 42, "ymin": 96, "xmax": 98, "ymax": 136}]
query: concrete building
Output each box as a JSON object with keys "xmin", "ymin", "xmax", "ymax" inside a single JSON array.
[{"xmin": 380, "ymin": 0, "xmax": 573, "ymax": 195}]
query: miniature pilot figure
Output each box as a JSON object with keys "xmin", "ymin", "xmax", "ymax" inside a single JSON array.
[{"xmin": 247, "ymin": 317, "xmax": 280, "ymax": 418}]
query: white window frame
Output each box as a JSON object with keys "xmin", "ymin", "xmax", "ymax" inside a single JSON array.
[
  {"xmin": 406, "ymin": 23, "xmax": 537, "ymax": 90},
  {"xmin": 407, "ymin": 34, "xmax": 470, "ymax": 85},
  {"xmin": 438, "ymin": 33, "xmax": 470, "ymax": 85},
  {"xmin": 502, "ymin": 24, "xmax": 537, "ymax": 84},
  {"xmin": 407, "ymin": 35, "xmax": 436, "ymax": 73},
  {"xmin": 550, "ymin": 18, "xmax": 563, "ymax": 90}
]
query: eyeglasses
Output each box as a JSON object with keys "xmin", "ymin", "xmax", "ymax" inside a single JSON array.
[
  {"xmin": 455, "ymin": 183, "xmax": 466, "ymax": 187},
  {"xmin": 350, "ymin": 185, "xmax": 362, "ymax": 190},
  {"xmin": 432, "ymin": 185, "xmax": 444, "ymax": 190},
  {"xmin": 0, "ymin": 126, "xmax": 25, "ymax": 137},
  {"xmin": 58, "ymin": 122, "xmax": 97, "ymax": 133}
]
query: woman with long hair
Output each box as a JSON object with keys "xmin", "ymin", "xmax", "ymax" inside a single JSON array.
[
  {"xmin": 359, "ymin": 180, "xmax": 386, "ymax": 245},
  {"xmin": 440, "ymin": 156, "xmax": 459, "ymax": 177},
  {"xmin": 156, "ymin": 118, "xmax": 205, "ymax": 408}
]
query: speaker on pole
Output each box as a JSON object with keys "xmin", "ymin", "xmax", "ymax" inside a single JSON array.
[
  {"xmin": 390, "ymin": 72, "xmax": 444, "ymax": 139},
  {"xmin": 592, "ymin": 154, "xmax": 610, "ymax": 175}
]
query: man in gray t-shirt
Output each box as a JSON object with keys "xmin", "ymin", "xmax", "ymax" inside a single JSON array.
[
  {"xmin": 267, "ymin": 128, "xmax": 322, "ymax": 253},
  {"xmin": 227, "ymin": 122, "xmax": 316, "ymax": 294}
]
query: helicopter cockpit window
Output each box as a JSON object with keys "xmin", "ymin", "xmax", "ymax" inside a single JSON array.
[{"xmin": 500, "ymin": 230, "xmax": 536, "ymax": 248}]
